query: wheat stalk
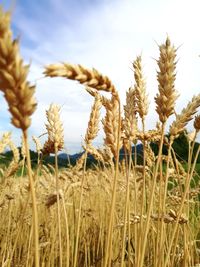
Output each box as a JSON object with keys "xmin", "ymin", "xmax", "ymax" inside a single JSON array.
[
  {"xmin": 0, "ymin": 133, "xmax": 20, "ymax": 179},
  {"xmin": 132, "ymin": 56, "xmax": 149, "ymax": 265},
  {"xmin": 42, "ymin": 103, "xmax": 64, "ymax": 266},
  {"xmin": 139, "ymin": 38, "xmax": 178, "ymax": 267},
  {"xmin": 32, "ymin": 136, "xmax": 42, "ymax": 154},
  {"xmin": 0, "ymin": 8, "xmax": 39, "ymax": 265},
  {"xmin": 153, "ymin": 37, "xmax": 179, "ymax": 264}
]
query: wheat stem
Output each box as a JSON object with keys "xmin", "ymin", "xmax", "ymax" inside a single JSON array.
[
  {"xmin": 139, "ymin": 122, "xmax": 166, "ymax": 267},
  {"xmin": 73, "ymin": 151, "xmax": 88, "ymax": 267},
  {"xmin": 164, "ymin": 141, "xmax": 200, "ymax": 267},
  {"xmin": 23, "ymin": 130, "xmax": 39, "ymax": 267}
]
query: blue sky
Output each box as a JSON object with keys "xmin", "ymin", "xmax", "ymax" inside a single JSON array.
[{"xmin": 0, "ymin": 0, "xmax": 200, "ymax": 153}]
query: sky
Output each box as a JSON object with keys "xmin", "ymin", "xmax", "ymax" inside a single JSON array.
[{"xmin": 0, "ymin": 0, "xmax": 200, "ymax": 153}]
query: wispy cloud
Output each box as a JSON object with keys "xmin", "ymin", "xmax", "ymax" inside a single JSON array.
[{"xmin": 1, "ymin": 0, "xmax": 200, "ymax": 152}]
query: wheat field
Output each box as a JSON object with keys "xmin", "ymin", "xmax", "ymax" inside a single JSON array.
[{"xmin": 0, "ymin": 6, "xmax": 200, "ymax": 267}]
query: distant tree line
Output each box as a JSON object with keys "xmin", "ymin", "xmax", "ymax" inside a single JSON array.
[{"xmin": 0, "ymin": 131, "xmax": 199, "ymax": 170}]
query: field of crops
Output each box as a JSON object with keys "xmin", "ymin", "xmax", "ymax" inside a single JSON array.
[{"xmin": 0, "ymin": 6, "xmax": 200, "ymax": 267}]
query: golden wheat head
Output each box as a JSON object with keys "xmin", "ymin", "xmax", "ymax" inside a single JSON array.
[
  {"xmin": 194, "ymin": 114, "xmax": 200, "ymax": 131},
  {"xmin": 44, "ymin": 63, "xmax": 118, "ymax": 97},
  {"xmin": 42, "ymin": 104, "xmax": 64, "ymax": 154},
  {"xmin": 0, "ymin": 8, "xmax": 37, "ymax": 130},
  {"xmin": 123, "ymin": 87, "xmax": 138, "ymax": 141},
  {"xmin": 155, "ymin": 37, "xmax": 179, "ymax": 123},
  {"xmin": 170, "ymin": 94, "xmax": 200, "ymax": 138},
  {"xmin": 133, "ymin": 55, "xmax": 149, "ymax": 119},
  {"xmin": 85, "ymin": 94, "xmax": 102, "ymax": 145}
]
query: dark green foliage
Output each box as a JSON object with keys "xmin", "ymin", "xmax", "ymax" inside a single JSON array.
[{"xmin": 150, "ymin": 131, "xmax": 200, "ymax": 164}]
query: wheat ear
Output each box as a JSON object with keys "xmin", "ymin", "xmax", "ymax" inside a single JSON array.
[
  {"xmin": 4, "ymin": 140, "xmax": 20, "ymax": 178},
  {"xmin": 44, "ymin": 63, "xmax": 118, "ymax": 97},
  {"xmin": 123, "ymin": 87, "xmax": 138, "ymax": 141},
  {"xmin": 133, "ymin": 55, "xmax": 149, "ymax": 120},
  {"xmin": 83, "ymin": 145, "xmax": 104, "ymax": 162},
  {"xmin": 42, "ymin": 104, "xmax": 64, "ymax": 154},
  {"xmin": 0, "ymin": 132, "xmax": 11, "ymax": 153},
  {"xmin": 170, "ymin": 94, "xmax": 200, "ymax": 139},
  {"xmin": 194, "ymin": 114, "xmax": 200, "ymax": 132},
  {"xmin": 0, "ymin": 133, "xmax": 20, "ymax": 179},
  {"xmin": 155, "ymin": 37, "xmax": 179, "ymax": 123},
  {"xmin": 102, "ymin": 95, "xmax": 122, "ymax": 159},
  {"xmin": 32, "ymin": 136, "xmax": 42, "ymax": 154},
  {"xmin": 85, "ymin": 87, "xmax": 110, "ymax": 107},
  {"xmin": 85, "ymin": 86, "xmax": 122, "ymax": 159},
  {"xmin": 0, "ymin": 9, "xmax": 37, "ymax": 130},
  {"xmin": 85, "ymin": 94, "xmax": 102, "ymax": 145}
]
